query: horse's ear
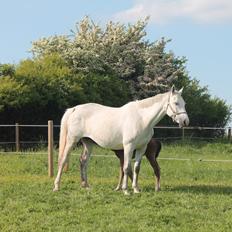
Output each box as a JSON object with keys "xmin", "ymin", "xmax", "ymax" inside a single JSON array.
[
  {"xmin": 171, "ymin": 85, "xmax": 175, "ymax": 93},
  {"xmin": 179, "ymin": 87, "xmax": 184, "ymax": 95}
]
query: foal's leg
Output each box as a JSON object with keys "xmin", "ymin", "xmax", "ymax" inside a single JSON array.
[
  {"xmin": 146, "ymin": 155, "xmax": 161, "ymax": 191},
  {"xmin": 53, "ymin": 135, "xmax": 78, "ymax": 191},
  {"xmin": 80, "ymin": 139, "xmax": 93, "ymax": 188},
  {"xmin": 122, "ymin": 144, "xmax": 134, "ymax": 195},
  {"xmin": 114, "ymin": 151, "xmax": 124, "ymax": 191},
  {"xmin": 145, "ymin": 139, "xmax": 161, "ymax": 191},
  {"xmin": 132, "ymin": 146, "xmax": 147, "ymax": 193},
  {"xmin": 63, "ymin": 157, "xmax": 70, "ymax": 172}
]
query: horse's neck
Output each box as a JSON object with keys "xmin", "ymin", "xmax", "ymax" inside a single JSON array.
[{"xmin": 138, "ymin": 93, "xmax": 168, "ymax": 128}]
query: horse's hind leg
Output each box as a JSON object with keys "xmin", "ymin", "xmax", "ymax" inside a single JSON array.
[
  {"xmin": 53, "ymin": 135, "xmax": 78, "ymax": 191},
  {"xmin": 80, "ymin": 139, "xmax": 93, "ymax": 188}
]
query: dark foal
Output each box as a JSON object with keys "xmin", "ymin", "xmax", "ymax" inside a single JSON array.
[{"xmin": 114, "ymin": 138, "xmax": 162, "ymax": 191}]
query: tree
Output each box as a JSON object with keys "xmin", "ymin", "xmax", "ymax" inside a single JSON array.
[
  {"xmin": 31, "ymin": 17, "xmax": 184, "ymax": 99},
  {"xmin": 174, "ymin": 76, "xmax": 231, "ymax": 128},
  {"xmin": 0, "ymin": 77, "xmax": 30, "ymax": 113},
  {"xmin": 0, "ymin": 54, "xmax": 85, "ymax": 124},
  {"xmin": 0, "ymin": 53, "xmax": 131, "ymax": 124}
]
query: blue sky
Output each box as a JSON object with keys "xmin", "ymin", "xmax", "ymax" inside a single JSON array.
[{"xmin": 1, "ymin": 0, "xmax": 232, "ymax": 107}]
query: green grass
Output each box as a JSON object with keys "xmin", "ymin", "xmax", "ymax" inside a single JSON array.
[{"xmin": 1, "ymin": 142, "xmax": 232, "ymax": 231}]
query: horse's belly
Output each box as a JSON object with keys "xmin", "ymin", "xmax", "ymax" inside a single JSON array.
[
  {"xmin": 83, "ymin": 112, "xmax": 124, "ymax": 149},
  {"xmin": 86, "ymin": 135, "xmax": 123, "ymax": 150},
  {"xmin": 84, "ymin": 125, "xmax": 123, "ymax": 150}
]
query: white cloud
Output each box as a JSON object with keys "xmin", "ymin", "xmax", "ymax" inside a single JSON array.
[{"xmin": 113, "ymin": 0, "xmax": 232, "ymax": 24}]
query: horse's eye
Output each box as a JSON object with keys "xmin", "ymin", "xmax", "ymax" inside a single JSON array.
[{"xmin": 175, "ymin": 102, "xmax": 179, "ymax": 106}]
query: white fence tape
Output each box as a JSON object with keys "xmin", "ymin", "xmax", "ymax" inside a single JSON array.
[{"xmin": 1, "ymin": 151, "xmax": 231, "ymax": 163}]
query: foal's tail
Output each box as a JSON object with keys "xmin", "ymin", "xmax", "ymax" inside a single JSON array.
[{"xmin": 58, "ymin": 107, "xmax": 75, "ymax": 165}]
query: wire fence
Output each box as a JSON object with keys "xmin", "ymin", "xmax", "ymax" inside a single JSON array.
[
  {"xmin": 0, "ymin": 122, "xmax": 232, "ymax": 177},
  {"xmin": 0, "ymin": 122, "xmax": 231, "ymax": 152},
  {"xmin": 154, "ymin": 126, "xmax": 231, "ymax": 142}
]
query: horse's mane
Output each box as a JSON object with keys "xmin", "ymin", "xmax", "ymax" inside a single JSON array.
[{"xmin": 135, "ymin": 92, "xmax": 168, "ymax": 109}]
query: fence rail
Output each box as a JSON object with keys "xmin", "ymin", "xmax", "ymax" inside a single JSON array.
[{"xmin": 0, "ymin": 123, "xmax": 231, "ymax": 149}]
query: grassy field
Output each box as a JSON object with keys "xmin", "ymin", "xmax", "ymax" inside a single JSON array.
[{"xmin": 1, "ymin": 141, "xmax": 232, "ymax": 231}]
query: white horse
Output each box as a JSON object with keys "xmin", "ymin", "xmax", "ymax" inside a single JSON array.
[{"xmin": 53, "ymin": 86, "xmax": 189, "ymax": 195}]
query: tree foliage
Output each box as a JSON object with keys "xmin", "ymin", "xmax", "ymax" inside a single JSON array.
[
  {"xmin": 31, "ymin": 16, "xmax": 185, "ymax": 99},
  {"xmin": 0, "ymin": 63, "xmax": 15, "ymax": 77},
  {"xmin": 0, "ymin": 54, "xmax": 130, "ymax": 125},
  {"xmin": 174, "ymin": 76, "xmax": 231, "ymax": 128}
]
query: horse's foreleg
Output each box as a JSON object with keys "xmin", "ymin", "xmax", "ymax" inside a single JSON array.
[
  {"xmin": 80, "ymin": 139, "xmax": 92, "ymax": 188},
  {"xmin": 115, "ymin": 151, "xmax": 133, "ymax": 191},
  {"xmin": 53, "ymin": 136, "xmax": 77, "ymax": 191},
  {"xmin": 132, "ymin": 146, "xmax": 147, "ymax": 194},
  {"xmin": 122, "ymin": 144, "xmax": 134, "ymax": 195}
]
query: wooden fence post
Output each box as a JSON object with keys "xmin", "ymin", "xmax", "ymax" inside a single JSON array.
[
  {"xmin": 48, "ymin": 120, "xmax": 54, "ymax": 177},
  {"xmin": 15, "ymin": 123, "xmax": 20, "ymax": 152},
  {"xmin": 182, "ymin": 127, "xmax": 185, "ymax": 141},
  {"xmin": 228, "ymin": 127, "xmax": 231, "ymax": 142}
]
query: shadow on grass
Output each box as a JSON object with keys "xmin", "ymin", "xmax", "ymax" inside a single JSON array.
[
  {"xmin": 142, "ymin": 184, "xmax": 232, "ymax": 195},
  {"xmin": 170, "ymin": 185, "xmax": 232, "ymax": 195}
]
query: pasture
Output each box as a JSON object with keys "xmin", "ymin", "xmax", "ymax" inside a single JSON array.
[{"xmin": 0, "ymin": 142, "xmax": 232, "ymax": 232}]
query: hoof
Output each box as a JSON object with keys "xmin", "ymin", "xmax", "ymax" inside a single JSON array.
[
  {"xmin": 115, "ymin": 186, "xmax": 122, "ymax": 191},
  {"xmin": 133, "ymin": 187, "xmax": 141, "ymax": 194},
  {"xmin": 155, "ymin": 183, "xmax": 161, "ymax": 192},
  {"xmin": 53, "ymin": 187, "xmax": 59, "ymax": 192},
  {"xmin": 123, "ymin": 190, "xmax": 130, "ymax": 196},
  {"xmin": 81, "ymin": 182, "xmax": 90, "ymax": 189}
]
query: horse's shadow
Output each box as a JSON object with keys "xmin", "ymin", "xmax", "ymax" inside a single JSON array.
[
  {"xmin": 170, "ymin": 185, "xmax": 232, "ymax": 195},
  {"xmin": 144, "ymin": 185, "xmax": 232, "ymax": 195}
]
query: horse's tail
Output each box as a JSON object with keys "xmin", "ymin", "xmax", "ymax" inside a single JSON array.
[{"xmin": 58, "ymin": 107, "xmax": 75, "ymax": 165}]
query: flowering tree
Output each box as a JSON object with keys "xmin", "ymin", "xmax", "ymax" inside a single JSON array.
[{"xmin": 31, "ymin": 16, "xmax": 185, "ymax": 99}]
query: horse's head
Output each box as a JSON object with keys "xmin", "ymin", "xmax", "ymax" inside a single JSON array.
[{"xmin": 166, "ymin": 86, "xmax": 189, "ymax": 127}]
